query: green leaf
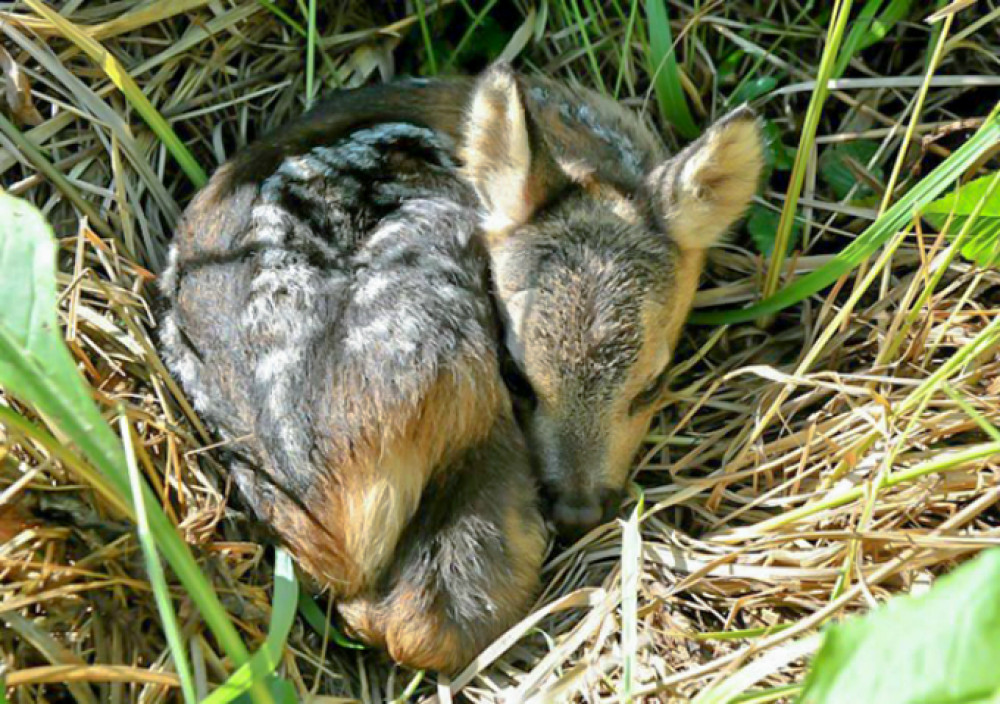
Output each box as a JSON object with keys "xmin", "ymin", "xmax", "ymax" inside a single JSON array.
[
  {"xmin": 761, "ymin": 119, "xmax": 795, "ymax": 176},
  {"xmin": 798, "ymin": 548, "xmax": 1000, "ymax": 704},
  {"xmin": 923, "ymin": 172, "xmax": 1000, "ymax": 267},
  {"xmin": 0, "ymin": 193, "xmax": 261, "ymax": 696},
  {"xmin": 819, "ymin": 141, "xmax": 884, "ymax": 201},
  {"xmin": 0, "ymin": 195, "xmax": 93, "ymax": 418},
  {"xmin": 204, "ymin": 548, "xmax": 299, "ymax": 703},
  {"xmin": 833, "ymin": 0, "xmax": 913, "ymax": 78},
  {"xmin": 232, "ymin": 676, "xmax": 297, "ymax": 704},
  {"xmin": 297, "ymin": 584, "xmax": 365, "ymax": 650},
  {"xmin": 644, "ymin": 0, "xmax": 699, "ymax": 139},
  {"xmin": 748, "ymin": 204, "xmax": 801, "ymax": 256},
  {"xmin": 729, "ymin": 76, "xmax": 778, "ymax": 106}
]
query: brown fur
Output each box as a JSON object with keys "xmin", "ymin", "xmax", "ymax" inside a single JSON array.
[
  {"xmin": 162, "ymin": 76, "xmax": 549, "ymax": 672},
  {"xmin": 164, "ymin": 63, "xmax": 760, "ymax": 669},
  {"xmin": 176, "ymin": 79, "xmax": 475, "ymax": 264},
  {"xmin": 332, "ymin": 358, "xmax": 506, "ymax": 591},
  {"xmin": 459, "ymin": 65, "xmax": 764, "ymax": 532},
  {"xmin": 336, "ymin": 439, "xmax": 547, "ymax": 673}
]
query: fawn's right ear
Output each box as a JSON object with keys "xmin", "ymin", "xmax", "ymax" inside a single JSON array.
[
  {"xmin": 648, "ymin": 107, "xmax": 763, "ymax": 250},
  {"xmin": 461, "ymin": 64, "xmax": 565, "ymax": 234}
]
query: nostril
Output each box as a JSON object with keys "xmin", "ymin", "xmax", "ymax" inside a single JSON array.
[
  {"xmin": 553, "ymin": 497, "xmax": 603, "ymax": 535},
  {"xmin": 600, "ymin": 488, "xmax": 624, "ymax": 523}
]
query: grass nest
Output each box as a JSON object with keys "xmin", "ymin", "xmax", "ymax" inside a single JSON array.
[{"xmin": 2, "ymin": 1, "xmax": 1000, "ymax": 702}]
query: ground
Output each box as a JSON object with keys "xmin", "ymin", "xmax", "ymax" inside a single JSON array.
[{"xmin": 1, "ymin": 1, "xmax": 1000, "ymax": 702}]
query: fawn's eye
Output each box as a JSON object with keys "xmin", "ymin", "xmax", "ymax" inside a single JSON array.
[
  {"xmin": 630, "ymin": 366, "xmax": 671, "ymax": 415},
  {"xmin": 500, "ymin": 354, "xmax": 536, "ymax": 404}
]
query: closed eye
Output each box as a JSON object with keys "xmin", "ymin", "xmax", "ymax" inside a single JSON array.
[
  {"xmin": 501, "ymin": 353, "xmax": 537, "ymax": 405},
  {"xmin": 630, "ymin": 366, "xmax": 671, "ymax": 415}
]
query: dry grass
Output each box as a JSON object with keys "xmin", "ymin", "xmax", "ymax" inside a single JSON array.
[{"xmin": 2, "ymin": 1, "xmax": 1000, "ymax": 702}]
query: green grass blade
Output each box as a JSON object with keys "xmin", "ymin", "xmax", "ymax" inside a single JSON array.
[
  {"xmin": 0, "ymin": 405, "xmax": 131, "ymax": 518},
  {"xmin": 0, "ymin": 194, "xmax": 264, "ymax": 699},
  {"xmin": 120, "ymin": 414, "xmax": 197, "ymax": 704},
  {"xmin": 689, "ymin": 110, "xmax": 1000, "ymax": 325},
  {"xmin": 297, "ymin": 586, "xmax": 365, "ymax": 649},
  {"xmin": 444, "ymin": 0, "xmax": 500, "ymax": 70},
  {"xmin": 731, "ymin": 439, "xmax": 1000, "ymax": 538},
  {"xmin": 0, "ymin": 112, "xmax": 114, "ymax": 239},
  {"xmin": 202, "ymin": 548, "xmax": 299, "ymax": 703},
  {"xmin": 24, "ymin": 0, "xmax": 207, "ymax": 187},
  {"xmin": 569, "ymin": 0, "xmax": 607, "ymax": 93},
  {"xmin": 620, "ymin": 491, "xmax": 644, "ymax": 703},
  {"xmin": 414, "ymin": 0, "xmax": 438, "ymax": 75},
  {"xmin": 613, "ymin": 0, "xmax": 640, "ymax": 98},
  {"xmin": 759, "ymin": 0, "xmax": 854, "ymax": 309},
  {"xmin": 257, "ymin": 0, "xmax": 306, "ymax": 37},
  {"xmin": 833, "ymin": 0, "xmax": 884, "ymax": 78},
  {"xmin": 644, "ymin": 0, "xmax": 698, "ymax": 139},
  {"xmin": 305, "ymin": 0, "xmax": 317, "ymax": 105}
]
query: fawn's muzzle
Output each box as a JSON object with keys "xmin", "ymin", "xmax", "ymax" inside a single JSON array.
[{"xmin": 552, "ymin": 488, "xmax": 623, "ymax": 538}]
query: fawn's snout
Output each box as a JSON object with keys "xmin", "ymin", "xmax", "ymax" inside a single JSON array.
[{"xmin": 551, "ymin": 487, "xmax": 623, "ymax": 537}]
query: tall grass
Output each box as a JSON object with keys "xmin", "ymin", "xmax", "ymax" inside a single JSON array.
[{"xmin": 1, "ymin": 1, "xmax": 999, "ymax": 702}]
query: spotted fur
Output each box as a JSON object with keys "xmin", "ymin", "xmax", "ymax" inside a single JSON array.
[{"xmin": 162, "ymin": 119, "xmax": 546, "ymax": 671}]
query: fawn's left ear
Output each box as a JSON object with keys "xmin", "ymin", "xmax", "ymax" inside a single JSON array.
[
  {"xmin": 460, "ymin": 63, "xmax": 566, "ymax": 233},
  {"xmin": 649, "ymin": 107, "xmax": 763, "ymax": 250}
]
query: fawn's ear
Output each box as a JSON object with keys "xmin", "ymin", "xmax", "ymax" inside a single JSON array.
[
  {"xmin": 649, "ymin": 107, "xmax": 763, "ymax": 250},
  {"xmin": 461, "ymin": 64, "xmax": 565, "ymax": 233}
]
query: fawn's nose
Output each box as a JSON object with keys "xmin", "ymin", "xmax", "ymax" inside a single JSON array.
[
  {"xmin": 552, "ymin": 489, "xmax": 623, "ymax": 538},
  {"xmin": 553, "ymin": 495, "xmax": 603, "ymax": 536}
]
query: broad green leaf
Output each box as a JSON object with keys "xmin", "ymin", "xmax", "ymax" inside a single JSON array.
[
  {"xmin": 689, "ymin": 111, "xmax": 1000, "ymax": 325},
  {"xmin": 205, "ymin": 548, "xmax": 299, "ymax": 704},
  {"xmin": 0, "ymin": 195, "xmax": 92, "ymax": 418},
  {"xmin": 644, "ymin": 0, "xmax": 699, "ymax": 139},
  {"xmin": 819, "ymin": 140, "xmax": 884, "ymax": 201},
  {"xmin": 748, "ymin": 204, "xmax": 801, "ymax": 256},
  {"xmin": 0, "ymin": 194, "xmax": 261, "ymax": 696},
  {"xmin": 798, "ymin": 548, "xmax": 1000, "ymax": 704},
  {"xmin": 923, "ymin": 172, "xmax": 1000, "ymax": 267}
]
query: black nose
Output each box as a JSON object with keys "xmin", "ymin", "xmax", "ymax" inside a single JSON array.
[
  {"xmin": 553, "ymin": 495, "xmax": 603, "ymax": 535},
  {"xmin": 600, "ymin": 488, "xmax": 624, "ymax": 523}
]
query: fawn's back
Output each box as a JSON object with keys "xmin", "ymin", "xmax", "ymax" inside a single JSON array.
[{"xmin": 162, "ymin": 111, "xmax": 546, "ymax": 671}]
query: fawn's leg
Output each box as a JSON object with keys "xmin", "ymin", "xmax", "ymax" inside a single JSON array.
[{"xmin": 338, "ymin": 417, "xmax": 548, "ymax": 673}]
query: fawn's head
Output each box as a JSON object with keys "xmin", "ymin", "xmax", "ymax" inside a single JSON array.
[{"xmin": 461, "ymin": 65, "xmax": 763, "ymax": 536}]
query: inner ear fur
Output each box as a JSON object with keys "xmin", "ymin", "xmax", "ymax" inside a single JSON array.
[
  {"xmin": 650, "ymin": 107, "xmax": 764, "ymax": 250},
  {"xmin": 460, "ymin": 63, "xmax": 566, "ymax": 234}
]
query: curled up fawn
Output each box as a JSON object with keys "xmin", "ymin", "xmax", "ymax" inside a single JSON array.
[{"xmin": 161, "ymin": 64, "xmax": 763, "ymax": 672}]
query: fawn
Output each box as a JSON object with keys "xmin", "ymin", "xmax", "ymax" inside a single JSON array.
[{"xmin": 161, "ymin": 64, "xmax": 762, "ymax": 672}]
